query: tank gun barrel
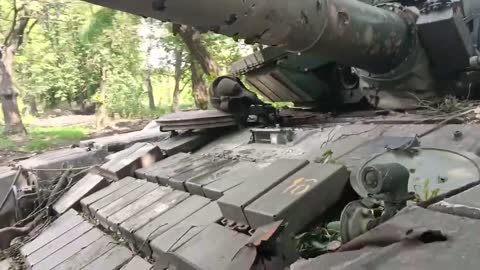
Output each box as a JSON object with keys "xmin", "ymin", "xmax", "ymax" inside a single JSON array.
[{"xmin": 84, "ymin": 0, "xmax": 413, "ymax": 74}]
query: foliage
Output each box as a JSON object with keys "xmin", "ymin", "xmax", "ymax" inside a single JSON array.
[
  {"xmin": 296, "ymin": 221, "xmax": 341, "ymax": 258},
  {"xmin": 1, "ymin": 0, "xmax": 254, "ymax": 128},
  {"xmin": 414, "ymin": 178, "xmax": 441, "ymax": 202},
  {"xmin": 0, "ymin": 126, "xmax": 90, "ymax": 152}
]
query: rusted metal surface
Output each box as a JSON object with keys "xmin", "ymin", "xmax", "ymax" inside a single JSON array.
[{"xmin": 229, "ymin": 220, "xmax": 284, "ymax": 270}]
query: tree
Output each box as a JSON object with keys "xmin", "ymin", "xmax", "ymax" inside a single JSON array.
[
  {"xmin": 173, "ymin": 24, "xmax": 220, "ymax": 110},
  {"xmin": 174, "ymin": 25, "xmax": 220, "ymax": 76},
  {"xmin": 171, "ymin": 48, "xmax": 184, "ymax": 111},
  {"xmin": 190, "ymin": 59, "xmax": 208, "ymax": 109},
  {"xmin": 0, "ymin": 0, "xmax": 31, "ymax": 135},
  {"xmin": 140, "ymin": 18, "xmax": 162, "ymax": 111}
]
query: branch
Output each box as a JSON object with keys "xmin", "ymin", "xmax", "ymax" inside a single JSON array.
[
  {"xmin": 14, "ymin": 17, "xmax": 30, "ymax": 50},
  {"xmin": 26, "ymin": 19, "xmax": 38, "ymax": 36},
  {"xmin": 3, "ymin": 0, "xmax": 18, "ymax": 46}
]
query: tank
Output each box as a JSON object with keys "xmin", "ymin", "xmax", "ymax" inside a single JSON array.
[
  {"xmin": 6, "ymin": 1, "xmax": 480, "ymax": 270},
  {"xmin": 84, "ymin": 0, "xmax": 480, "ymax": 109}
]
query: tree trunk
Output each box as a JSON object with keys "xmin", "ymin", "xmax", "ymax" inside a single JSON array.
[
  {"xmin": 190, "ymin": 60, "xmax": 209, "ymax": 110},
  {"xmin": 0, "ymin": 48, "xmax": 26, "ymax": 136},
  {"xmin": 27, "ymin": 95, "xmax": 39, "ymax": 116},
  {"xmin": 172, "ymin": 48, "xmax": 183, "ymax": 112},
  {"xmin": 176, "ymin": 25, "xmax": 220, "ymax": 76},
  {"xmin": 1, "ymin": 12, "xmax": 31, "ymax": 136},
  {"xmin": 145, "ymin": 69, "xmax": 156, "ymax": 111},
  {"xmin": 95, "ymin": 69, "xmax": 110, "ymax": 129}
]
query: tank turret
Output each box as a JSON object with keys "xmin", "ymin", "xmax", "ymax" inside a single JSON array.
[{"xmin": 82, "ymin": 0, "xmax": 480, "ymax": 109}]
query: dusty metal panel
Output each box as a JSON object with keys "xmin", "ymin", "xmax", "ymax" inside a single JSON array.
[
  {"xmin": 154, "ymin": 133, "xmax": 215, "ymax": 156},
  {"xmin": 120, "ymin": 256, "xmax": 152, "ymax": 270},
  {"xmin": 21, "ymin": 210, "xmax": 83, "ymax": 256},
  {"xmin": 18, "ymin": 148, "xmax": 107, "ymax": 180},
  {"xmin": 87, "ymin": 178, "xmax": 146, "ymax": 218},
  {"xmin": 81, "ymin": 245, "xmax": 133, "ymax": 270},
  {"xmin": 185, "ymin": 160, "xmax": 243, "ymax": 196},
  {"xmin": 105, "ymin": 142, "xmax": 148, "ymax": 162},
  {"xmin": 51, "ymin": 236, "xmax": 116, "ymax": 270},
  {"xmin": 165, "ymin": 157, "xmax": 214, "ymax": 190},
  {"xmin": 337, "ymin": 136, "xmax": 419, "ymax": 196},
  {"xmin": 95, "ymin": 182, "xmax": 157, "ymax": 229},
  {"xmin": 169, "ymin": 223, "xmax": 249, "ymax": 270},
  {"xmin": 429, "ymin": 185, "xmax": 480, "ymax": 219},
  {"xmin": 244, "ymin": 163, "xmax": 349, "ymax": 229},
  {"xmin": 202, "ymin": 162, "xmax": 257, "ymax": 200},
  {"xmin": 53, "ymin": 173, "xmax": 108, "ymax": 215},
  {"xmin": 134, "ymin": 195, "xmax": 211, "ymax": 256},
  {"xmin": 296, "ymin": 125, "xmax": 390, "ymax": 162},
  {"xmin": 217, "ymin": 159, "xmax": 309, "ymax": 225},
  {"xmin": 417, "ymin": 7, "xmax": 474, "ymax": 74},
  {"xmin": 106, "ymin": 186, "xmax": 172, "ymax": 231},
  {"xmin": 99, "ymin": 144, "xmax": 163, "ymax": 180},
  {"xmin": 156, "ymin": 110, "xmax": 233, "ymax": 124},
  {"xmin": 156, "ymin": 110, "xmax": 236, "ymax": 131},
  {"xmin": 136, "ymin": 153, "xmax": 203, "ymax": 185},
  {"xmin": 135, "ymin": 153, "xmax": 192, "ymax": 182},
  {"xmin": 155, "ymin": 155, "xmax": 206, "ymax": 185},
  {"xmin": 31, "ymin": 228, "xmax": 104, "ymax": 270},
  {"xmin": 27, "ymin": 221, "xmax": 94, "ymax": 266},
  {"xmin": 150, "ymin": 202, "xmax": 222, "ymax": 267},
  {"xmin": 168, "ymin": 159, "xmax": 232, "ymax": 191},
  {"xmin": 0, "ymin": 259, "xmax": 12, "ymax": 270},
  {"xmin": 419, "ymin": 125, "xmax": 480, "ymax": 153},
  {"xmin": 292, "ymin": 206, "xmax": 480, "ymax": 270},
  {"xmin": 160, "ymin": 121, "xmax": 237, "ymax": 132},
  {"xmin": 80, "ymin": 129, "xmax": 167, "ymax": 152},
  {"xmin": 80, "ymin": 177, "xmax": 134, "ymax": 216},
  {"xmin": 0, "ymin": 167, "xmax": 16, "ymax": 214},
  {"xmin": 118, "ymin": 190, "xmax": 189, "ymax": 245}
]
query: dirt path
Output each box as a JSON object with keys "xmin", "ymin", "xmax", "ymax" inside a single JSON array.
[{"xmin": 0, "ymin": 114, "xmax": 156, "ymax": 166}]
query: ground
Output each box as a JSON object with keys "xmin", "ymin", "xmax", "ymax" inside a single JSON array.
[{"xmin": 0, "ymin": 114, "xmax": 154, "ymax": 166}]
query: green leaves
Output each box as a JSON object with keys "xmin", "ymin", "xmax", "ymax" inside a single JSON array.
[
  {"xmin": 79, "ymin": 8, "xmax": 116, "ymax": 44},
  {"xmin": 1, "ymin": 0, "xmax": 255, "ymax": 119},
  {"xmin": 296, "ymin": 221, "xmax": 341, "ymax": 258}
]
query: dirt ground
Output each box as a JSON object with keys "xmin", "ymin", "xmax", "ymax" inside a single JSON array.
[{"xmin": 0, "ymin": 114, "xmax": 154, "ymax": 166}]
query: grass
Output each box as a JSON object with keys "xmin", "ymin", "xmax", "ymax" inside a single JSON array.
[{"xmin": 0, "ymin": 126, "xmax": 91, "ymax": 152}]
